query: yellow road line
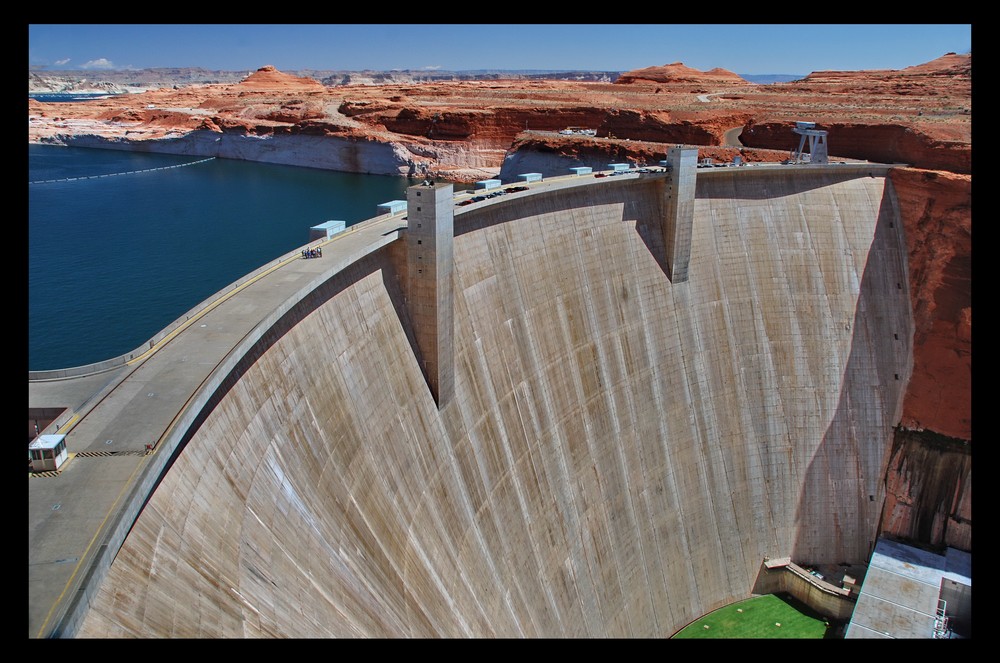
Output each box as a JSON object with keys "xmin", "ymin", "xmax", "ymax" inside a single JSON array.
[{"xmin": 54, "ymin": 414, "xmax": 80, "ymax": 435}]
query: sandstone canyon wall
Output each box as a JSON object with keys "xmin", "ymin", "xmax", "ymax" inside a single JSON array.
[{"xmin": 880, "ymin": 168, "xmax": 971, "ymax": 549}]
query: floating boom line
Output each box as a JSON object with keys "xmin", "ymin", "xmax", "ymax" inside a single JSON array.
[{"xmin": 30, "ymin": 157, "xmax": 216, "ymax": 185}]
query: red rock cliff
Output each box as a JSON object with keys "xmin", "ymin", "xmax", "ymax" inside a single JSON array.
[{"xmin": 890, "ymin": 168, "xmax": 971, "ymax": 440}]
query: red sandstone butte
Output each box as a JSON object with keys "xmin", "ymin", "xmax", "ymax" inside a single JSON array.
[{"xmin": 614, "ymin": 62, "xmax": 747, "ymax": 86}]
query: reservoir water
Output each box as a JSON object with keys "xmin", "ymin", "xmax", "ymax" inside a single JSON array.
[{"xmin": 28, "ymin": 144, "xmax": 428, "ymax": 371}]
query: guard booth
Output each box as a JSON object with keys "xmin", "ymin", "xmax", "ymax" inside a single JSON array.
[{"xmin": 29, "ymin": 434, "xmax": 67, "ymax": 472}]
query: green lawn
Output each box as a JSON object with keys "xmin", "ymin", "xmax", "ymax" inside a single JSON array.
[{"xmin": 672, "ymin": 593, "xmax": 833, "ymax": 639}]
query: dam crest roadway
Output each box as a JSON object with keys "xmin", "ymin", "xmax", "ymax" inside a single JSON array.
[{"xmin": 29, "ymin": 157, "xmax": 910, "ymax": 638}]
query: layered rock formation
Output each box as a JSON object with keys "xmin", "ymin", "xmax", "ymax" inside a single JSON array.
[
  {"xmin": 881, "ymin": 429, "xmax": 970, "ymax": 551},
  {"xmin": 27, "ymin": 56, "xmax": 971, "ymax": 554},
  {"xmin": 614, "ymin": 62, "xmax": 747, "ymax": 86},
  {"xmin": 889, "ymin": 168, "xmax": 971, "ymax": 440}
]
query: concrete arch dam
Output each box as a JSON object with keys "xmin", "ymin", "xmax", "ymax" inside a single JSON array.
[{"xmin": 76, "ymin": 166, "xmax": 910, "ymax": 637}]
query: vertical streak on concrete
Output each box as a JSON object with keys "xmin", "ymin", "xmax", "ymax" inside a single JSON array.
[
  {"xmin": 406, "ymin": 182, "xmax": 455, "ymax": 407},
  {"xmin": 663, "ymin": 148, "xmax": 698, "ymax": 282}
]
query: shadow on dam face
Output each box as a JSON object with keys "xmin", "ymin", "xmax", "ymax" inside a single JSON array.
[
  {"xmin": 792, "ymin": 183, "xmax": 911, "ymax": 563},
  {"xmin": 78, "ymin": 170, "xmax": 911, "ymax": 637}
]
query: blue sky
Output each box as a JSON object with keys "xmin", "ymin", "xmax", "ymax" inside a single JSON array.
[{"xmin": 28, "ymin": 24, "xmax": 972, "ymax": 76}]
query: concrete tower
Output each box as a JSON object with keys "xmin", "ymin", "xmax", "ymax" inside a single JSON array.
[
  {"xmin": 405, "ymin": 181, "xmax": 455, "ymax": 407},
  {"xmin": 662, "ymin": 147, "xmax": 698, "ymax": 282}
]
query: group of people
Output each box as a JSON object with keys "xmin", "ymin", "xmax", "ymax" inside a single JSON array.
[{"xmin": 302, "ymin": 247, "xmax": 323, "ymax": 259}]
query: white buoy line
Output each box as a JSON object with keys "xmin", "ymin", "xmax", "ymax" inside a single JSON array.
[{"xmin": 30, "ymin": 157, "xmax": 216, "ymax": 185}]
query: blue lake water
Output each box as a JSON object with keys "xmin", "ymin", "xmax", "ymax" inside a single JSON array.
[
  {"xmin": 28, "ymin": 144, "xmax": 428, "ymax": 371},
  {"xmin": 29, "ymin": 93, "xmax": 120, "ymax": 103}
]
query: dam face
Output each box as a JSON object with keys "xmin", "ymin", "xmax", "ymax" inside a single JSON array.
[{"xmin": 77, "ymin": 168, "xmax": 911, "ymax": 637}]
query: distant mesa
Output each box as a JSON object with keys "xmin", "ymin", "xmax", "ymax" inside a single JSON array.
[
  {"xmin": 803, "ymin": 52, "xmax": 970, "ymax": 80},
  {"xmin": 894, "ymin": 51, "xmax": 971, "ymax": 77},
  {"xmin": 239, "ymin": 65, "xmax": 326, "ymax": 90},
  {"xmin": 616, "ymin": 62, "xmax": 747, "ymax": 85}
]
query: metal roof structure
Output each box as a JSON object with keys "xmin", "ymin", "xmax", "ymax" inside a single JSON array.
[{"xmin": 846, "ymin": 537, "xmax": 971, "ymax": 639}]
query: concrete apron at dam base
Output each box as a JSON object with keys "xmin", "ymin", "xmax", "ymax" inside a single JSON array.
[{"xmin": 30, "ymin": 159, "xmax": 911, "ymax": 638}]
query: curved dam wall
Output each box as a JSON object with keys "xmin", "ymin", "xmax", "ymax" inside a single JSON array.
[{"xmin": 78, "ymin": 169, "xmax": 911, "ymax": 637}]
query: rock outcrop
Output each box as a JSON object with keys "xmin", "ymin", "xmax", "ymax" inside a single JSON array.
[
  {"xmin": 889, "ymin": 168, "xmax": 971, "ymax": 441},
  {"xmin": 881, "ymin": 429, "xmax": 971, "ymax": 551},
  {"xmin": 235, "ymin": 64, "xmax": 326, "ymax": 92},
  {"xmin": 616, "ymin": 62, "xmax": 747, "ymax": 86}
]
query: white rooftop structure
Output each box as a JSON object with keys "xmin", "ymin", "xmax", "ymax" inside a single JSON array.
[
  {"xmin": 28, "ymin": 434, "xmax": 65, "ymax": 451},
  {"xmin": 377, "ymin": 200, "xmax": 407, "ymax": 215},
  {"xmin": 309, "ymin": 220, "xmax": 347, "ymax": 241},
  {"xmin": 475, "ymin": 179, "xmax": 502, "ymax": 191},
  {"xmin": 846, "ymin": 538, "xmax": 971, "ymax": 639}
]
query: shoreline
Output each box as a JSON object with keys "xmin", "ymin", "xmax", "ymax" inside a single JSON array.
[{"xmin": 27, "ymin": 130, "xmax": 500, "ymax": 184}]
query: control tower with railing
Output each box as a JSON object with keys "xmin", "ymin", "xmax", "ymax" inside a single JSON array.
[{"xmin": 792, "ymin": 121, "xmax": 829, "ymax": 164}]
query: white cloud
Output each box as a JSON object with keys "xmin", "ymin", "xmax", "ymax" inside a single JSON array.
[
  {"xmin": 81, "ymin": 58, "xmax": 116, "ymax": 70},
  {"xmin": 420, "ymin": 65, "xmax": 442, "ymax": 71},
  {"xmin": 54, "ymin": 58, "xmax": 71, "ymax": 66}
]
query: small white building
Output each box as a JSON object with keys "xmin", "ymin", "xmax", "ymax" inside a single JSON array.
[
  {"xmin": 377, "ymin": 200, "xmax": 408, "ymax": 216},
  {"xmin": 518, "ymin": 173, "xmax": 543, "ymax": 183},
  {"xmin": 569, "ymin": 166, "xmax": 593, "ymax": 175},
  {"xmin": 475, "ymin": 179, "xmax": 502, "ymax": 191},
  {"xmin": 29, "ymin": 434, "xmax": 68, "ymax": 472},
  {"xmin": 309, "ymin": 220, "xmax": 346, "ymax": 241}
]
